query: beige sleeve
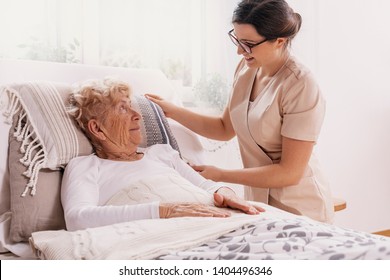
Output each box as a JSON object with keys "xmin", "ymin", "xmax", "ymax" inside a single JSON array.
[{"xmin": 280, "ymin": 73, "xmax": 326, "ymax": 142}]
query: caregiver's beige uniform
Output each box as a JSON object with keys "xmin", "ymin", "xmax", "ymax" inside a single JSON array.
[{"xmin": 229, "ymin": 57, "xmax": 334, "ymax": 223}]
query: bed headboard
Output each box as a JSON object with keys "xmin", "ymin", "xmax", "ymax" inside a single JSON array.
[{"xmin": 0, "ymin": 59, "xmax": 177, "ymax": 99}]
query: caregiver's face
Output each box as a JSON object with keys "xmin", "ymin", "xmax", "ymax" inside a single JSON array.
[{"xmin": 231, "ymin": 23, "xmax": 273, "ymax": 68}]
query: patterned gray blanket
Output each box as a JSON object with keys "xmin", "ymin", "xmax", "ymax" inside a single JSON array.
[{"xmin": 158, "ymin": 216, "xmax": 390, "ymax": 260}]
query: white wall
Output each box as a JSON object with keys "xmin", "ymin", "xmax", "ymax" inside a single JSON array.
[
  {"xmin": 290, "ymin": 0, "xmax": 390, "ymax": 232},
  {"xmin": 203, "ymin": 0, "xmax": 390, "ymax": 233}
]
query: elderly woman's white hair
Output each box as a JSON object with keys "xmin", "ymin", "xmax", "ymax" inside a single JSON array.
[
  {"xmin": 68, "ymin": 77, "xmax": 132, "ymax": 149},
  {"xmin": 68, "ymin": 78, "xmax": 131, "ymax": 131}
]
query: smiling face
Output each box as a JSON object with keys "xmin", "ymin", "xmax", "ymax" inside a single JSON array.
[
  {"xmin": 232, "ymin": 23, "xmax": 274, "ymax": 68},
  {"xmin": 232, "ymin": 23, "xmax": 288, "ymax": 71},
  {"xmin": 98, "ymin": 96, "xmax": 142, "ymax": 152},
  {"xmin": 71, "ymin": 78, "xmax": 144, "ymax": 159}
]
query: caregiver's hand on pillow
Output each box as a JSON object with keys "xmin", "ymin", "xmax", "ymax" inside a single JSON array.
[
  {"xmin": 159, "ymin": 203, "xmax": 231, "ymax": 218},
  {"xmin": 145, "ymin": 94, "xmax": 178, "ymax": 118},
  {"xmin": 214, "ymin": 187, "xmax": 265, "ymax": 215}
]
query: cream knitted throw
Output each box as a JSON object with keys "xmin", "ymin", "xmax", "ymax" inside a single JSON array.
[{"xmin": 29, "ymin": 213, "xmax": 262, "ymax": 260}]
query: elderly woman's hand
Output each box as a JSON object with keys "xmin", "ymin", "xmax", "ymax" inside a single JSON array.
[
  {"xmin": 214, "ymin": 187, "xmax": 265, "ymax": 215},
  {"xmin": 159, "ymin": 202, "xmax": 231, "ymax": 218}
]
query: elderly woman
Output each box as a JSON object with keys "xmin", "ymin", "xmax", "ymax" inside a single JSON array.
[{"xmin": 61, "ymin": 78, "xmax": 263, "ymax": 231}]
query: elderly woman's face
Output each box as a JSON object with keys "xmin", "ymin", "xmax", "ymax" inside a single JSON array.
[{"xmin": 100, "ymin": 97, "xmax": 142, "ymax": 149}]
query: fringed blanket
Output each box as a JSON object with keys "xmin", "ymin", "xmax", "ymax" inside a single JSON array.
[{"xmin": 2, "ymin": 83, "xmax": 81, "ymax": 196}]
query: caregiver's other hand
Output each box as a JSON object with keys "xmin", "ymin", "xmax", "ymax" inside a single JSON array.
[
  {"xmin": 214, "ymin": 187, "xmax": 265, "ymax": 215},
  {"xmin": 191, "ymin": 164, "xmax": 223, "ymax": 182},
  {"xmin": 144, "ymin": 94, "xmax": 178, "ymax": 118},
  {"xmin": 159, "ymin": 202, "xmax": 231, "ymax": 218}
]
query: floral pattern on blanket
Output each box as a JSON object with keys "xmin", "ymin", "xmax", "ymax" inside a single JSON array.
[{"xmin": 158, "ymin": 217, "xmax": 390, "ymax": 260}]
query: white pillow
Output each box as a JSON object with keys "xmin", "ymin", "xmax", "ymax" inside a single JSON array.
[{"xmin": 168, "ymin": 119, "xmax": 206, "ymax": 165}]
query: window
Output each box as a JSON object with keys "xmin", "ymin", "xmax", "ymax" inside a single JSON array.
[{"xmin": 0, "ymin": 0, "xmax": 242, "ymax": 111}]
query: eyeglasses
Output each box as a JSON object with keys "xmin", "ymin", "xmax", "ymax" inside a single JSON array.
[{"xmin": 228, "ymin": 29, "xmax": 268, "ymax": 54}]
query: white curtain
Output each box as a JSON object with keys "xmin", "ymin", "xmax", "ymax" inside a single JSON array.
[
  {"xmin": 0, "ymin": 0, "xmax": 246, "ymax": 110},
  {"xmin": 0, "ymin": 0, "xmax": 239, "ymax": 85}
]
